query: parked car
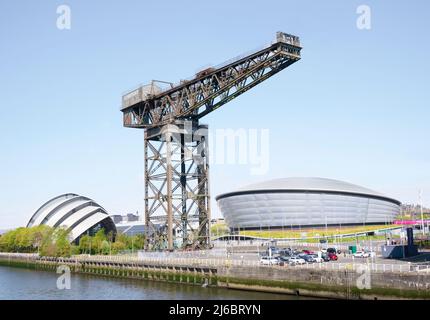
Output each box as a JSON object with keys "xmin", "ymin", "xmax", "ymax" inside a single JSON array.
[
  {"xmin": 276, "ymin": 256, "xmax": 290, "ymax": 266},
  {"xmin": 353, "ymin": 251, "xmax": 370, "ymax": 258},
  {"xmin": 310, "ymin": 254, "xmax": 324, "ymax": 263},
  {"xmin": 277, "ymin": 256, "xmax": 291, "ymax": 262},
  {"xmin": 302, "ymin": 255, "xmax": 317, "ymax": 263},
  {"xmin": 326, "ymin": 247, "xmax": 341, "ymax": 254},
  {"xmin": 328, "ymin": 252, "xmax": 338, "ymax": 261},
  {"xmin": 321, "ymin": 253, "xmax": 331, "ymax": 262},
  {"xmin": 278, "ymin": 249, "xmax": 292, "ymax": 257},
  {"xmin": 302, "ymin": 249, "xmax": 314, "ymax": 255},
  {"xmin": 267, "ymin": 247, "xmax": 280, "ymax": 255},
  {"xmin": 288, "ymin": 257, "xmax": 306, "ymax": 265},
  {"xmin": 260, "ymin": 256, "xmax": 279, "ymax": 265}
]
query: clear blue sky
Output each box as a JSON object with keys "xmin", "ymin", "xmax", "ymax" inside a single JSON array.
[{"xmin": 1, "ymin": 1, "xmax": 429, "ymax": 229}]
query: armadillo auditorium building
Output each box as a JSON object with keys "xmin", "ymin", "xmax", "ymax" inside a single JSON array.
[
  {"xmin": 216, "ymin": 177, "xmax": 401, "ymax": 231},
  {"xmin": 27, "ymin": 193, "xmax": 117, "ymax": 243}
]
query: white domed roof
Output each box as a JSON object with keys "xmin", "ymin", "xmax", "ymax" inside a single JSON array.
[
  {"xmin": 217, "ymin": 177, "xmax": 400, "ymax": 204},
  {"xmin": 27, "ymin": 193, "xmax": 116, "ymax": 242},
  {"xmin": 239, "ymin": 177, "xmax": 382, "ymax": 195}
]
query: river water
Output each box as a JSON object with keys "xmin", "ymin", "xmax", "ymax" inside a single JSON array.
[{"xmin": 0, "ymin": 266, "xmax": 304, "ymax": 300}]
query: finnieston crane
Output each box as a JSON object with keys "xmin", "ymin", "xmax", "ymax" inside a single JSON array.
[{"xmin": 121, "ymin": 32, "xmax": 301, "ymax": 251}]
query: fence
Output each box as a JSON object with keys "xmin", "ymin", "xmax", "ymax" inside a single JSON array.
[
  {"xmin": 1, "ymin": 252, "xmax": 429, "ymax": 275},
  {"xmin": 213, "ymin": 240, "xmax": 386, "ymax": 253},
  {"xmin": 71, "ymin": 254, "xmax": 430, "ymax": 275}
]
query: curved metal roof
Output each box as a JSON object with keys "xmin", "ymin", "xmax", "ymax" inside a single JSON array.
[
  {"xmin": 216, "ymin": 177, "xmax": 401, "ymax": 205},
  {"xmin": 27, "ymin": 193, "xmax": 116, "ymax": 242}
]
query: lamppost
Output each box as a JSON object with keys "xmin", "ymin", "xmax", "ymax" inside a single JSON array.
[{"xmin": 419, "ymin": 189, "xmax": 425, "ymax": 236}]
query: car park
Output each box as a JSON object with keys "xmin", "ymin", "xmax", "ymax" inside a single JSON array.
[{"xmin": 259, "ymin": 246, "xmax": 342, "ymax": 264}]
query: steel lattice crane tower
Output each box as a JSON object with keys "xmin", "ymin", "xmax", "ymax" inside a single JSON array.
[{"xmin": 121, "ymin": 32, "xmax": 301, "ymax": 250}]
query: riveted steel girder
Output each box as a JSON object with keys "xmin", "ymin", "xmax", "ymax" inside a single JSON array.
[{"xmin": 144, "ymin": 120, "xmax": 210, "ymax": 250}]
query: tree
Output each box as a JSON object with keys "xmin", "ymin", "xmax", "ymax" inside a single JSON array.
[
  {"xmin": 55, "ymin": 228, "xmax": 72, "ymax": 257},
  {"xmin": 39, "ymin": 227, "xmax": 72, "ymax": 257},
  {"xmin": 93, "ymin": 229, "xmax": 107, "ymax": 255},
  {"xmin": 78, "ymin": 234, "xmax": 92, "ymax": 255},
  {"xmin": 16, "ymin": 228, "xmax": 32, "ymax": 252},
  {"xmin": 101, "ymin": 240, "xmax": 110, "ymax": 255},
  {"xmin": 111, "ymin": 240, "xmax": 126, "ymax": 254},
  {"xmin": 39, "ymin": 227, "xmax": 56, "ymax": 257},
  {"xmin": 0, "ymin": 228, "xmax": 19, "ymax": 252},
  {"xmin": 132, "ymin": 234, "xmax": 145, "ymax": 250},
  {"xmin": 31, "ymin": 225, "xmax": 51, "ymax": 253},
  {"xmin": 1, "ymin": 225, "xmax": 147, "ymax": 257}
]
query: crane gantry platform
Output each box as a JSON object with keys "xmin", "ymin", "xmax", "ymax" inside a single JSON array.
[{"xmin": 121, "ymin": 32, "xmax": 301, "ymax": 250}]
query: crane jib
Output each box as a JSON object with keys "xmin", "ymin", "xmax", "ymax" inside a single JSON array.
[{"xmin": 121, "ymin": 32, "xmax": 301, "ymax": 128}]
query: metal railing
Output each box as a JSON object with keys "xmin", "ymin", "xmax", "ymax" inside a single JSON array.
[
  {"xmin": 70, "ymin": 254, "xmax": 430, "ymax": 274},
  {"xmin": 1, "ymin": 252, "xmax": 429, "ymax": 274}
]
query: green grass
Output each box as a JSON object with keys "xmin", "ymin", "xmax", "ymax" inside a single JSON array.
[
  {"xmin": 238, "ymin": 224, "xmax": 398, "ymax": 239},
  {"xmin": 298, "ymin": 234, "xmax": 388, "ymax": 243}
]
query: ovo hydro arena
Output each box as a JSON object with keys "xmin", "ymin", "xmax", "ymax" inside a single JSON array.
[{"xmin": 216, "ymin": 177, "xmax": 401, "ymax": 231}]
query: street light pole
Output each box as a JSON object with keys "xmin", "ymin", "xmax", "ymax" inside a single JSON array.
[{"xmin": 419, "ymin": 189, "xmax": 425, "ymax": 236}]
